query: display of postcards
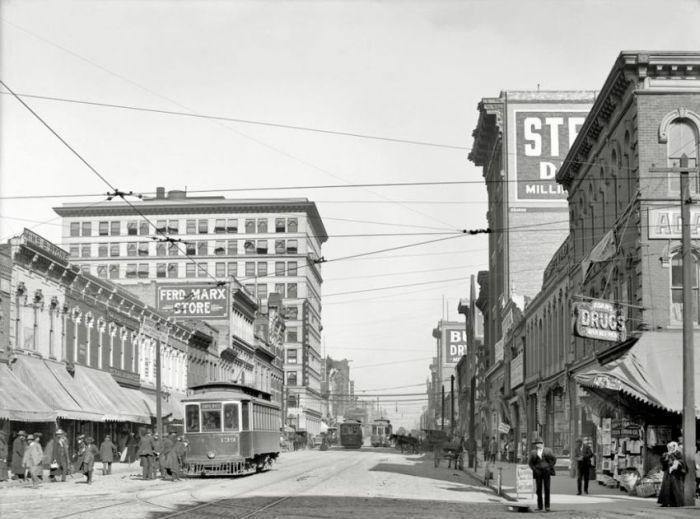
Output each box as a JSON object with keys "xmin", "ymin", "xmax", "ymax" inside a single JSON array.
[
  {"xmin": 603, "ymin": 445, "xmax": 612, "ymax": 456},
  {"xmin": 602, "ymin": 419, "xmax": 612, "ymax": 432},
  {"xmin": 602, "ymin": 431, "xmax": 612, "ymax": 444},
  {"xmin": 602, "ymin": 459, "xmax": 612, "ymax": 471}
]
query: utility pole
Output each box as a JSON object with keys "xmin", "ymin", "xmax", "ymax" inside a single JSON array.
[
  {"xmin": 155, "ymin": 324, "xmax": 163, "ymax": 439},
  {"xmin": 680, "ymin": 154, "xmax": 696, "ymax": 505},
  {"xmin": 441, "ymin": 385, "xmax": 445, "ymax": 431},
  {"xmin": 450, "ymin": 375, "xmax": 455, "ymax": 439}
]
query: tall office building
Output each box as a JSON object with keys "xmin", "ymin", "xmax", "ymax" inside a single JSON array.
[{"xmin": 54, "ymin": 188, "xmax": 327, "ymax": 435}]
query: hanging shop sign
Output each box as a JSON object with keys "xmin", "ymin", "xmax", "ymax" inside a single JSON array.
[
  {"xmin": 494, "ymin": 338, "xmax": 504, "ymax": 363},
  {"xmin": 510, "ymin": 352, "xmax": 524, "ymax": 389},
  {"xmin": 157, "ymin": 284, "xmax": 230, "ymax": 318},
  {"xmin": 611, "ymin": 419, "xmax": 642, "ymax": 439},
  {"xmin": 443, "ymin": 326, "xmax": 468, "ymax": 365},
  {"xmin": 498, "ymin": 422, "xmax": 511, "ymax": 434},
  {"xmin": 573, "ymin": 299, "xmax": 626, "ymax": 342}
]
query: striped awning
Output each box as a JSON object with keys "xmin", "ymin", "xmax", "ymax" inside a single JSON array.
[{"xmin": 0, "ymin": 362, "xmax": 56, "ymax": 422}]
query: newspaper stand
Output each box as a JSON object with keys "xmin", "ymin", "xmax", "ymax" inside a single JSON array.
[{"xmin": 507, "ymin": 464, "xmax": 535, "ymax": 512}]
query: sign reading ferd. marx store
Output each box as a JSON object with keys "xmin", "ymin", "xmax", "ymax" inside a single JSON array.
[
  {"xmin": 573, "ymin": 298, "xmax": 626, "ymax": 343},
  {"xmin": 157, "ymin": 284, "xmax": 229, "ymax": 318}
]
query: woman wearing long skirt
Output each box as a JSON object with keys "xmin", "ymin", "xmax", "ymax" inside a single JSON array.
[{"xmin": 657, "ymin": 441, "xmax": 687, "ymax": 507}]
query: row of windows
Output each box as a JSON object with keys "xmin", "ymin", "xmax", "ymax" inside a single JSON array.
[
  {"xmin": 69, "ymin": 239, "xmax": 299, "ymax": 258},
  {"xmin": 70, "ymin": 217, "xmax": 300, "ymax": 237}
]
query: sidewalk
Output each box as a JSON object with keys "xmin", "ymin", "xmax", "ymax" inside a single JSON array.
[{"xmin": 0, "ymin": 460, "xmax": 145, "ymax": 489}]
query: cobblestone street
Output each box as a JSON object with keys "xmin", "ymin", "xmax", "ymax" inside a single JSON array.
[{"xmin": 2, "ymin": 449, "xmax": 698, "ymax": 518}]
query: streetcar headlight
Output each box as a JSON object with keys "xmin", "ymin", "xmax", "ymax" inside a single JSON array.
[{"xmin": 207, "ymin": 451, "xmax": 216, "ymax": 459}]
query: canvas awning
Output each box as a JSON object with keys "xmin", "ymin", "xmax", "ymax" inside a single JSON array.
[
  {"xmin": 575, "ymin": 330, "xmax": 700, "ymax": 418},
  {"xmin": 0, "ymin": 363, "xmax": 56, "ymax": 422},
  {"xmin": 73, "ymin": 365, "xmax": 150, "ymax": 423},
  {"xmin": 10, "ymin": 355, "xmax": 104, "ymax": 421},
  {"xmin": 43, "ymin": 359, "xmax": 105, "ymax": 420},
  {"xmin": 122, "ymin": 388, "xmax": 183, "ymax": 421}
]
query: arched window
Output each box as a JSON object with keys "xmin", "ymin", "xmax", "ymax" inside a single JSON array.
[
  {"xmin": 670, "ymin": 250, "xmax": 700, "ymax": 324},
  {"xmin": 666, "ymin": 120, "xmax": 699, "ymax": 194}
]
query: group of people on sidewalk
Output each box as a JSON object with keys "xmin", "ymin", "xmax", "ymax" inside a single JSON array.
[{"xmin": 137, "ymin": 429, "xmax": 187, "ymax": 481}]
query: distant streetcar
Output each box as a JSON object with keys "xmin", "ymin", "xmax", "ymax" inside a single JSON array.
[
  {"xmin": 370, "ymin": 418, "xmax": 392, "ymax": 447},
  {"xmin": 182, "ymin": 382, "xmax": 280, "ymax": 476},
  {"xmin": 339, "ymin": 419, "xmax": 363, "ymax": 449}
]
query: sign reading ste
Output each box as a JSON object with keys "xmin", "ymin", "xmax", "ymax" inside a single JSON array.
[{"xmin": 157, "ymin": 284, "xmax": 230, "ymax": 318}]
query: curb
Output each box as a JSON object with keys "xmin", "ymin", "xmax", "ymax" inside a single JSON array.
[{"xmin": 462, "ymin": 466, "xmax": 518, "ymax": 502}]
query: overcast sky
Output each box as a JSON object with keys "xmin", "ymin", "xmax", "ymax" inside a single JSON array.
[{"xmin": 1, "ymin": 0, "xmax": 699, "ymax": 429}]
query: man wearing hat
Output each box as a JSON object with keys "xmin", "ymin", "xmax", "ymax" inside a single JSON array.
[
  {"xmin": 137, "ymin": 429, "xmax": 155, "ymax": 480},
  {"xmin": 52, "ymin": 429, "xmax": 71, "ymax": 482},
  {"xmin": 99, "ymin": 434, "xmax": 117, "ymax": 475},
  {"xmin": 0, "ymin": 431, "xmax": 8, "ymax": 482},
  {"xmin": 528, "ymin": 437, "xmax": 557, "ymax": 512},
  {"xmin": 78, "ymin": 437, "xmax": 98, "ymax": 484},
  {"xmin": 152, "ymin": 432, "xmax": 163, "ymax": 480},
  {"xmin": 11, "ymin": 430, "xmax": 26, "ymax": 480},
  {"xmin": 22, "ymin": 434, "xmax": 43, "ymax": 488},
  {"xmin": 574, "ymin": 437, "xmax": 594, "ymax": 495}
]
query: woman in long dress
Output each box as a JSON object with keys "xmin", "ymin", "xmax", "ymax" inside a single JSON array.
[{"xmin": 657, "ymin": 441, "xmax": 687, "ymax": 507}]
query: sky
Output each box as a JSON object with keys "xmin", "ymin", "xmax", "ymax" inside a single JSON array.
[{"xmin": 1, "ymin": 0, "xmax": 699, "ymax": 430}]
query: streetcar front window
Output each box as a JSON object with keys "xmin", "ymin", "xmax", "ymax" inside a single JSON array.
[
  {"xmin": 201, "ymin": 402, "xmax": 222, "ymax": 432},
  {"xmin": 185, "ymin": 404, "xmax": 200, "ymax": 433},
  {"xmin": 223, "ymin": 403, "xmax": 240, "ymax": 431}
]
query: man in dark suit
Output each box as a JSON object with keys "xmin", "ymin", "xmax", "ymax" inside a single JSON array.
[
  {"xmin": 574, "ymin": 437, "xmax": 594, "ymax": 495},
  {"xmin": 528, "ymin": 437, "xmax": 556, "ymax": 512},
  {"xmin": 137, "ymin": 430, "xmax": 155, "ymax": 480}
]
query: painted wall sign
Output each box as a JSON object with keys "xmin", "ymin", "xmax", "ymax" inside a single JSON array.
[
  {"xmin": 513, "ymin": 111, "xmax": 586, "ymax": 201},
  {"xmin": 157, "ymin": 284, "xmax": 229, "ymax": 318},
  {"xmin": 573, "ymin": 299, "xmax": 627, "ymax": 342},
  {"xmin": 21, "ymin": 228, "xmax": 70, "ymax": 264},
  {"xmin": 648, "ymin": 207, "xmax": 700, "ymax": 239},
  {"xmin": 443, "ymin": 327, "xmax": 468, "ymax": 365},
  {"xmin": 510, "ymin": 352, "xmax": 524, "ymax": 389}
]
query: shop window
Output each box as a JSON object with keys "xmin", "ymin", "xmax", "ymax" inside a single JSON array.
[
  {"xmin": 138, "ymin": 263, "xmax": 149, "ymax": 278},
  {"xmin": 245, "ymin": 219, "xmax": 255, "ymax": 233},
  {"xmin": 127, "ymin": 243, "xmax": 137, "ymax": 257},
  {"xmin": 287, "ymin": 349, "xmax": 298, "ymax": 364},
  {"xmin": 197, "ymin": 241, "xmax": 208, "ymax": 256},
  {"xmin": 156, "ymin": 263, "xmax": 167, "ymax": 278},
  {"xmin": 197, "ymin": 263, "xmax": 208, "ymax": 278},
  {"xmin": 186, "ymin": 219, "xmax": 196, "ymax": 234},
  {"xmin": 139, "ymin": 221, "xmax": 149, "ymax": 235},
  {"xmin": 287, "ymin": 283, "xmax": 297, "ymax": 298},
  {"xmin": 227, "ymin": 262, "xmax": 237, "ymax": 277},
  {"xmin": 186, "ymin": 263, "xmax": 196, "ymax": 278},
  {"xmin": 214, "ymin": 219, "xmax": 226, "ymax": 234},
  {"xmin": 286, "ymin": 371, "xmax": 297, "ymax": 385},
  {"xmin": 275, "ymin": 218, "xmax": 286, "ymax": 233},
  {"xmin": 668, "ymin": 119, "xmax": 699, "ymax": 192},
  {"xmin": 126, "ymin": 264, "xmax": 137, "ymax": 279},
  {"xmin": 275, "ymin": 283, "xmax": 286, "ymax": 297},
  {"xmin": 288, "ymin": 218, "xmax": 298, "ymax": 232},
  {"xmin": 70, "ymin": 222, "xmax": 80, "ymax": 237},
  {"xmin": 215, "ymin": 262, "xmax": 226, "ymax": 278},
  {"xmin": 109, "ymin": 265, "xmax": 119, "ymax": 279},
  {"xmin": 81, "ymin": 222, "xmax": 92, "ymax": 236},
  {"xmin": 256, "ymin": 240, "xmax": 268, "ymax": 254},
  {"xmin": 110, "ymin": 221, "xmax": 120, "ymax": 236},
  {"xmin": 245, "ymin": 262, "xmax": 256, "ymax": 277},
  {"xmin": 97, "ymin": 265, "xmax": 108, "ymax": 279},
  {"xmin": 167, "ymin": 263, "xmax": 178, "ymax": 278},
  {"xmin": 156, "ymin": 242, "xmax": 166, "ymax": 256},
  {"xmin": 168, "ymin": 220, "xmax": 179, "ymax": 234},
  {"xmin": 258, "ymin": 262, "xmax": 268, "ymax": 276},
  {"xmin": 127, "ymin": 221, "xmax": 138, "ymax": 235},
  {"xmin": 671, "ymin": 251, "xmax": 700, "ymax": 324},
  {"xmin": 244, "ymin": 240, "xmax": 255, "ymax": 255},
  {"xmin": 223, "ymin": 403, "xmax": 240, "ymax": 431},
  {"xmin": 286, "ymin": 240, "xmax": 298, "ymax": 254},
  {"xmin": 275, "ymin": 240, "xmax": 285, "ymax": 255},
  {"xmin": 198, "ymin": 219, "xmax": 208, "ymax": 234},
  {"xmin": 138, "ymin": 242, "xmax": 149, "ymax": 256},
  {"xmin": 257, "ymin": 219, "xmax": 268, "ymax": 233},
  {"xmin": 287, "ymin": 261, "xmax": 297, "ymax": 276},
  {"xmin": 99, "ymin": 221, "xmax": 109, "ymax": 236},
  {"xmin": 227, "ymin": 219, "xmax": 238, "ymax": 233}
]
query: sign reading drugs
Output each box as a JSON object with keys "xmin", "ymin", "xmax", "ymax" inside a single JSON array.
[
  {"xmin": 157, "ymin": 284, "xmax": 229, "ymax": 318},
  {"xmin": 443, "ymin": 327, "xmax": 468, "ymax": 365},
  {"xmin": 514, "ymin": 111, "xmax": 586, "ymax": 201},
  {"xmin": 573, "ymin": 299, "xmax": 626, "ymax": 343}
]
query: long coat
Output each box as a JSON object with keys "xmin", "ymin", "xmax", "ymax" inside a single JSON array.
[
  {"xmin": 99, "ymin": 439, "xmax": 117, "ymax": 462},
  {"xmin": 79, "ymin": 444, "xmax": 98, "ymax": 474},
  {"xmin": 0, "ymin": 434, "xmax": 8, "ymax": 481},
  {"xmin": 160, "ymin": 437, "xmax": 179, "ymax": 472},
  {"xmin": 137, "ymin": 435, "xmax": 155, "ymax": 456},
  {"xmin": 657, "ymin": 451, "xmax": 686, "ymax": 507},
  {"xmin": 11, "ymin": 436, "xmax": 25, "ymax": 476},
  {"xmin": 528, "ymin": 448, "xmax": 557, "ymax": 478},
  {"xmin": 23, "ymin": 442, "xmax": 43, "ymax": 469},
  {"xmin": 51, "ymin": 438, "xmax": 71, "ymax": 474}
]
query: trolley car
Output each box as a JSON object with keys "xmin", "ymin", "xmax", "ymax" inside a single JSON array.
[
  {"xmin": 370, "ymin": 418, "xmax": 392, "ymax": 447},
  {"xmin": 339, "ymin": 419, "xmax": 363, "ymax": 449},
  {"xmin": 182, "ymin": 382, "xmax": 280, "ymax": 476}
]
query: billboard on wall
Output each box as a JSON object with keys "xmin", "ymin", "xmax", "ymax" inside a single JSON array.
[
  {"xmin": 512, "ymin": 110, "xmax": 587, "ymax": 202},
  {"xmin": 443, "ymin": 327, "xmax": 468, "ymax": 365},
  {"xmin": 156, "ymin": 284, "xmax": 229, "ymax": 318}
]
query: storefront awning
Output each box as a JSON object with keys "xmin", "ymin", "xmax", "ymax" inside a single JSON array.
[
  {"xmin": 122, "ymin": 388, "xmax": 183, "ymax": 421},
  {"xmin": 575, "ymin": 331, "xmax": 700, "ymax": 418},
  {"xmin": 73, "ymin": 365, "xmax": 150, "ymax": 423},
  {"xmin": 43, "ymin": 359, "xmax": 105, "ymax": 420},
  {"xmin": 10, "ymin": 355, "xmax": 104, "ymax": 421},
  {"xmin": 0, "ymin": 363, "xmax": 56, "ymax": 422}
]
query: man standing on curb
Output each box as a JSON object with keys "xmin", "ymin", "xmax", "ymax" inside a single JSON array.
[
  {"xmin": 574, "ymin": 437, "xmax": 594, "ymax": 495},
  {"xmin": 528, "ymin": 437, "xmax": 556, "ymax": 512}
]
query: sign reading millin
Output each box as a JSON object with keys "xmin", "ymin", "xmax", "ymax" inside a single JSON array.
[
  {"xmin": 157, "ymin": 284, "xmax": 230, "ymax": 318},
  {"xmin": 573, "ymin": 298, "xmax": 626, "ymax": 343},
  {"xmin": 514, "ymin": 111, "xmax": 586, "ymax": 201}
]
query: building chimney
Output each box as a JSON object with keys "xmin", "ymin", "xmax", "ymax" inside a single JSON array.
[{"xmin": 156, "ymin": 187, "xmax": 165, "ymax": 199}]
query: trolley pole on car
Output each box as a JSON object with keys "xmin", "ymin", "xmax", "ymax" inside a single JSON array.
[
  {"xmin": 441, "ymin": 385, "xmax": 445, "ymax": 431},
  {"xmin": 679, "ymin": 154, "xmax": 696, "ymax": 506}
]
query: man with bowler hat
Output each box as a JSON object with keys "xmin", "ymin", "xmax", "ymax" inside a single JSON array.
[
  {"xmin": 574, "ymin": 437, "xmax": 594, "ymax": 495},
  {"xmin": 138, "ymin": 429, "xmax": 155, "ymax": 480},
  {"xmin": 23, "ymin": 434, "xmax": 43, "ymax": 488},
  {"xmin": 50, "ymin": 429, "xmax": 71, "ymax": 482},
  {"xmin": 528, "ymin": 437, "xmax": 557, "ymax": 512},
  {"xmin": 11, "ymin": 430, "xmax": 26, "ymax": 480},
  {"xmin": 99, "ymin": 434, "xmax": 117, "ymax": 475}
]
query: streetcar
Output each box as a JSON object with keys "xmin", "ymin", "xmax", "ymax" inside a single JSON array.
[
  {"xmin": 182, "ymin": 381, "xmax": 280, "ymax": 476},
  {"xmin": 339, "ymin": 419, "xmax": 363, "ymax": 449},
  {"xmin": 370, "ymin": 418, "xmax": 392, "ymax": 447}
]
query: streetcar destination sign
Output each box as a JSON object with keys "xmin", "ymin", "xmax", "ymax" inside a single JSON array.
[
  {"xmin": 573, "ymin": 299, "xmax": 626, "ymax": 342},
  {"xmin": 157, "ymin": 283, "xmax": 230, "ymax": 318}
]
